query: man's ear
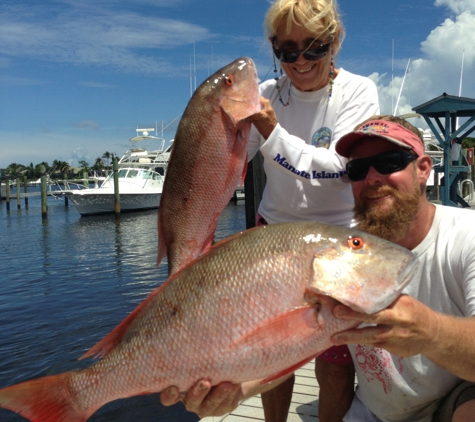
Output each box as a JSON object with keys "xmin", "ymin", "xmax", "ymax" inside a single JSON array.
[{"xmin": 417, "ymin": 155, "xmax": 433, "ymax": 185}]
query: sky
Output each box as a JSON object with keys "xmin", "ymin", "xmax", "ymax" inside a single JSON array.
[{"xmin": 1, "ymin": 0, "xmax": 474, "ymax": 168}]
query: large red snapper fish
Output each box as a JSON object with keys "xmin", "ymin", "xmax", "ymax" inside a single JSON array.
[
  {"xmin": 157, "ymin": 57, "xmax": 260, "ymax": 276},
  {"xmin": 0, "ymin": 222, "xmax": 417, "ymax": 422}
]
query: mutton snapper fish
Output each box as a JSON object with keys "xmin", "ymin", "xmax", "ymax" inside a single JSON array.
[
  {"xmin": 0, "ymin": 222, "xmax": 417, "ymax": 422},
  {"xmin": 157, "ymin": 56, "xmax": 260, "ymax": 276}
]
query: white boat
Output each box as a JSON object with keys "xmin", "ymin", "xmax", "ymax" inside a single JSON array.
[{"xmin": 66, "ymin": 128, "xmax": 172, "ymax": 216}]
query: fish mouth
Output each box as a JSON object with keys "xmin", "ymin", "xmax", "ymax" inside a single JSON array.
[{"xmin": 395, "ymin": 252, "xmax": 419, "ymax": 291}]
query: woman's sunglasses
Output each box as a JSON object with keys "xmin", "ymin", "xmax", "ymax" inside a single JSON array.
[
  {"xmin": 346, "ymin": 150, "xmax": 418, "ymax": 182},
  {"xmin": 272, "ymin": 39, "xmax": 333, "ymax": 64}
]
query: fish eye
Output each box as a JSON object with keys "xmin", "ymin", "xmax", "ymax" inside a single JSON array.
[
  {"xmin": 225, "ymin": 76, "xmax": 234, "ymax": 86},
  {"xmin": 348, "ymin": 236, "xmax": 364, "ymax": 250}
]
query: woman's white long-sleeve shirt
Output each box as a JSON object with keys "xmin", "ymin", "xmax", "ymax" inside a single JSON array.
[{"xmin": 248, "ymin": 68, "xmax": 379, "ymax": 227}]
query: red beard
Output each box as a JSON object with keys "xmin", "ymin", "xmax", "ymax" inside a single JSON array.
[{"xmin": 354, "ymin": 184, "xmax": 421, "ymax": 242}]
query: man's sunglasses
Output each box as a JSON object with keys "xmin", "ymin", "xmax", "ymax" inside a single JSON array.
[
  {"xmin": 346, "ymin": 150, "xmax": 418, "ymax": 182},
  {"xmin": 272, "ymin": 39, "xmax": 333, "ymax": 64}
]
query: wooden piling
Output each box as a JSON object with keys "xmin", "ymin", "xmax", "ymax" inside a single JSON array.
[
  {"xmin": 83, "ymin": 171, "xmax": 89, "ymax": 189},
  {"xmin": 23, "ymin": 176, "xmax": 29, "ymax": 208},
  {"xmin": 40, "ymin": 165, "xmax": 47, "ymax": 218},
  {"xmin": 113, "ymin": 156, "xmax": 120, "ymax": 216},
  {"xmin": 16, "ymin": 178, "xmax": 21, "ymax": 210},
  {"xmin": 244, "ymin": 152, "xmax": 266, "ymax": 229},
  {"xmin": 64, "ymin": 175, "xmax": 69, "ymax": 207},
  {"xmin": 5, "ymin": 176, "xmax": 10, "ymax": 211}
]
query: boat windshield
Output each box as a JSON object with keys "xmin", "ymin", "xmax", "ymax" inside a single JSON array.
[{"xmin": 103, "ymin": 168, "xmax": 161, "ymax": 181}]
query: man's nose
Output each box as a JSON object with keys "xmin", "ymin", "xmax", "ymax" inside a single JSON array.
[{"xmin": 364, "ymin": 166, "xmax": 384, "ymax": 184}]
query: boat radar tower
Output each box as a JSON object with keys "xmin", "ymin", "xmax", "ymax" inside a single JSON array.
[{"xmin": 130, "ymin": 128, "xmax": 160, "ymax": 143}]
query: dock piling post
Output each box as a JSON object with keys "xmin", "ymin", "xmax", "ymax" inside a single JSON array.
[
  {"xmin": 244, "ymin": 152, "xmax": 266, "ymax": 229},
  {"xmin": 5, "ymin": 175, "xmax": 10, "ymax": 211},
  {"xmin": 23, "ymin": 176, "xmax": 28, "ymax": 208},
  {"xmin": 40, "ymin": 165, "xmax": 47, "ymax": 219},
  {"xmin": 16, "ymin": 178, "xmax": 21, "ymax": 210},
  {"xmin": 113, "ymin": 156, "xmax": 120, "ymax": 216},
  {"xmin": 64, "ymin": 175, "xmax": 69, "ymax": 207}
]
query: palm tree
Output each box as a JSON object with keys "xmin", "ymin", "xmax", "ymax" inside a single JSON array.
[
  {"xmin": 27, "ymin": 163, "xmax": 35, "ymax": 179},
  {"xmin": 92, "ymin": 157, "xmax": 105, "ymax": 171},
  {"xmin": 60, "ymin": 161, "xmax": 71, "ymax": 176},
  {"xmin": 6, "ymin": 163, "xmax": 27, "ymax": 179},
  {"xmin": 78, "ymin": 160, "xmax": 90, "ymax": 174},
  {"xmin": 102, "ymin": 151, "xmax": 112, "ymax": 169}
]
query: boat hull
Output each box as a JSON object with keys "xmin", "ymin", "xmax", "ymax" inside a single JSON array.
[{"xmin": 67, "ymin": 192, "xmax": 162, "ymax": 215}]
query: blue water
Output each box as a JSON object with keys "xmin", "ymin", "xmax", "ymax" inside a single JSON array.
[{"xmin": 0, "ymin": 190, "xmax": 247, "ymax": 421}]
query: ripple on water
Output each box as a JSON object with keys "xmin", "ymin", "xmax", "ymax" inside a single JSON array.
[{"xmin": 0, "ymin": 195, "xmax": 246, "ymax": 421}]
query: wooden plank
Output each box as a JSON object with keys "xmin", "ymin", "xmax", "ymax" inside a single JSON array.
[{"xmin": 201, "ymin": 363, "xmax": 320, "ymax": 422}]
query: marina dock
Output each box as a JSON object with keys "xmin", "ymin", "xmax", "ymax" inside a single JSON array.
[{"xmin": 201, "ymin": 362, "xmax": 320, "ymax": 422}]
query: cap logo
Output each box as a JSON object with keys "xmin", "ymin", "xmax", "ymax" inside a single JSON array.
[{"xmin": 358, "ymin": 122, "xmax": 390, "ymax": 135}]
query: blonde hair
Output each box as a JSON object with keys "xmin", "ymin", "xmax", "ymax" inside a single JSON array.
[{"xmin": 264, "ymin": 0, "xmax": 344, "ymax": 52}]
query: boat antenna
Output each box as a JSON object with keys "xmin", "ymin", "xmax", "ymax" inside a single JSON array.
[
  {"xmin": 193, "ymin": 41, "xmax": 197, "ymax": 93},
  {"xmin": 456, "ymin": 49, "xmax": 465, "ymax": 130},
  {"xmin": 190, "ymin": 56, "xmax": 193, "ymax": 98},
  {"xmin": 391, "ymin": 39, "xmax": 394, "ymax": 114},
  {"xmin": 459, "ymin": 49, "xmax": 465, "ymax": 97},
  {"xmin": 393, "ymin": 56, "xmax": 411, "ymax": 116}
]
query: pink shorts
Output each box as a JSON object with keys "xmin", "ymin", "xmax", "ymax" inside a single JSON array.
[{"xmin": 255, "ymin": 212, "xmax": 268, "ymax": 227}]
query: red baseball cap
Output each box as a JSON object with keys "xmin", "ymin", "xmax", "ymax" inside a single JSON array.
[{"xmin": 336, "ymin": 120, "xmax": 425, "ymax": 158}]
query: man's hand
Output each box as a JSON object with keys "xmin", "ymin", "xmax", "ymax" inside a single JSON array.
[
  {"xmin": 332, "ymin": 294, "xmax": 439, "ymax": 357},
  {"xmin": 160, "ymin": 380, "xmax": 242, "ymax": 418},
  {"xmin": 160, "ymin": 375, "xmax": 292, "ymax": 417},
  {"xmin": 248, "ymin": 97, "xmax": 278, "ymax": 140}
]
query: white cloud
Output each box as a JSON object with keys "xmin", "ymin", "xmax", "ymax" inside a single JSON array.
[
  {"xmin": 71, "ymin": 147, "xmax": 92, "ymax": 166},
  {"xmin": 72, "ymin": 120, "xmax": 101, "ymax": 131},
  {"xmin": 0, "ymin": 2, "xmax": 213, "ymax": 75},
  {"xmin": 375, "ymin": 5, "xmax": 475, "ymax": 124},
  {"xmin": 421, "ymin": 11, "xmax": 475, "ymax": 66},
  {"xmin": 434, "ymin": 0, "xmax": 475, "ymax": 14}
]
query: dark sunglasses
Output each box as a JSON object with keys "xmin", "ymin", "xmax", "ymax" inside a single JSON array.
[
  {"xmin": 346, "ymin": 150, "xmax": 418, "ymax": 182},
  {"xmin": 272, "ymin": 39, "xmax": 333, "ymax": 64}
]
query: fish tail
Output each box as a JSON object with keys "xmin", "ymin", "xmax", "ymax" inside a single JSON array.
[{"xmin": 0, "ymin": 372, "xmax": 89, "ymax": 422}]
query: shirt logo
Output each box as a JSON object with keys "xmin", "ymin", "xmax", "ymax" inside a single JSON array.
[
  {"xmin": 273, "ymin": 153, "xmax": 347, "ymax": 180},
  {"xmin": 312, "ymin": 127, "xmax": 332, "ymax": 149},
  {"xmin": 359, "ymin": 122, "xmax": 390, "ymax": 135}
]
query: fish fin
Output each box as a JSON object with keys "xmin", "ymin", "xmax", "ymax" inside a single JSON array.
[
  {"xmin": 209, "ymin": 226, "xmax": 256, "ymax": 249},
  {"xmin": 0, "ymin": 372, "xmax": 92, "ymax": 422},
  {"xmin": 80, "ymin": 276, "xmax": 176, "ymax": 360},
  {"xmin": 199, "ymin": 228, "xmax": 216, "ymax": 256},
  {"xmin": 259, "ymin": 354, "xmax": 321, "ymax": 385},
  {"xmin": 234, "ymin": 306, "xmax": 322, "ymax": 349}
]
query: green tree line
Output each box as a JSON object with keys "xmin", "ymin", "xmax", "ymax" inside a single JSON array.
[{"xmin": 1, "ymin": 152, "xmax": 115, "ymax": 180}]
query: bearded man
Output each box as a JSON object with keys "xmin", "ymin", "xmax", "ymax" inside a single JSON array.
[
  {"xmin": 313, "ymin": 115, "xmax": 475, "ymax": 422},
  {"xmin": 160, "ymin": 116, "xmax": 475, "ymax": 422}
]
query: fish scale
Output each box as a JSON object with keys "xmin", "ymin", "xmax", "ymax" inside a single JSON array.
[{"xmin": 0, "ymin": 221, "xmax": 417, "ymax": 421}]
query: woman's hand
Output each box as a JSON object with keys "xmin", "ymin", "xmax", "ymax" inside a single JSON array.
[{"xmin": 248, "ymin": 97, "xmax": 278, "ymax": 140}]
